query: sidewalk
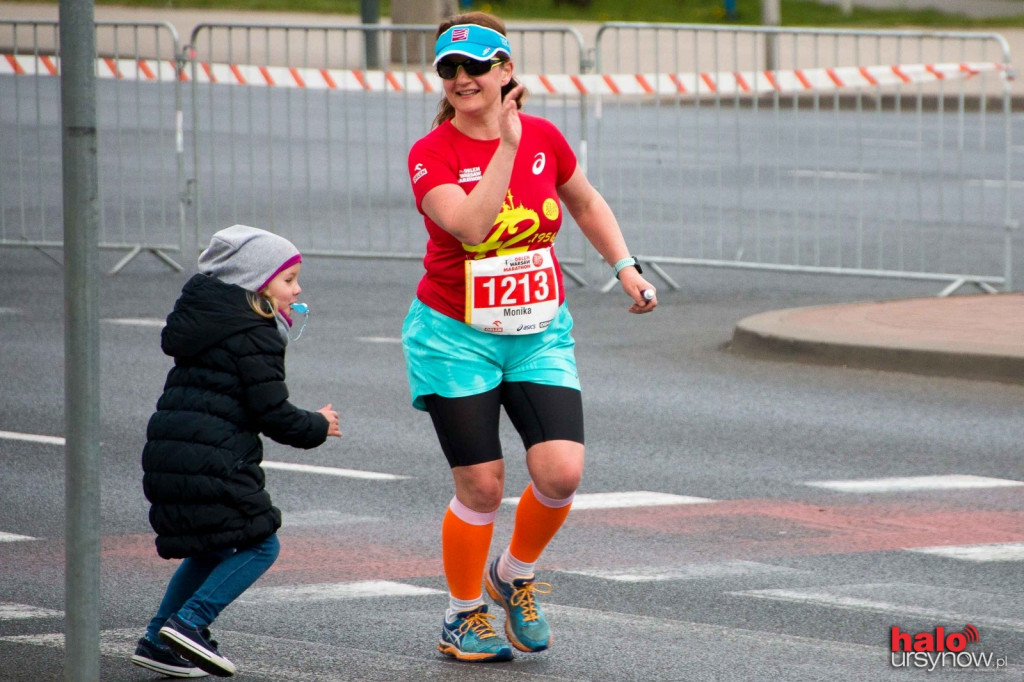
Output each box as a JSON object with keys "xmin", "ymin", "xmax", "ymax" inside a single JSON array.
[{"xmin": 731, "ymin": 293, "xmax": 1024, "ymax": 384}]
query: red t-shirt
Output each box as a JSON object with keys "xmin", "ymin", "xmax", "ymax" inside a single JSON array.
[{"xmin": 407, "ymin": 114, "xmax": 578, "ymax": 322}]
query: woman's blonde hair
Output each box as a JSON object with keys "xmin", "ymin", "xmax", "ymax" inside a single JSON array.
[
  {"xmin": 247, "ymin": 290, "xmax": 278, "ymax": 319},
  {"xmin": 432, "ymin": 12, "xmax": 527, "ymax": 129}
]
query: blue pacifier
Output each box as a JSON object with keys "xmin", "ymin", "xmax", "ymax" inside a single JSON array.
[{"xmin": 289, "ymin": 302, "xmax": 310, "ymax": 340}]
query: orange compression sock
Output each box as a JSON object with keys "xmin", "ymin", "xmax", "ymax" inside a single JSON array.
[
  {"xmin": 441, "ymin": 497, "xmax": 496, "ymax": 601},
  {"xmin": 507, "ymin": 483, "xmax": 574, "ymax": 564}
]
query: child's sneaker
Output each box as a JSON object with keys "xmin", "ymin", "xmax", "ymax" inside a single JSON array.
[
  {"xmin": 159, "ymin": 614, "xmax": 236, "ymax": 677},
  {"xmin": 438, "ymin": 604, "xmax": 514, "ymax": 662},
  {"xmin": 131, "ymin": 637, "xmax": 209, "ymax": 678},
  {"xmin": 485, "ymin": 558, "xmax": 552, "ymax": 652}
]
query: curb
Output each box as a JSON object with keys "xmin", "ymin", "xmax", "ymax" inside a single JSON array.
[{"xmin": 730, "ymin": 299, "xmax": 1024, "ymax": 385}]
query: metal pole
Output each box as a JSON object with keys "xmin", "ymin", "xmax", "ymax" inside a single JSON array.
[
  {"xmin": 1002, "ymin": 42, "xmax": 1015, "ymax": 291},
  {"xmin": 841, "ymin": 0, "xmax": 854, "ymax": 15},
  {"xmin": 361, "ymin": 0, "xmax": 380, "ymax": 69},
  {"xmin": 59, "ymin": 1, "xmax": 101, "ymax": 680},
  {"xmin": 762, "ymin": 0, "xmax": 780, "ymax": 70}
]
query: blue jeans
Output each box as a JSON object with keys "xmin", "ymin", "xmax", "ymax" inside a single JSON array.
[{"xmin": 145, "ymin": 534, "xmax": 280, "ymax": 642}]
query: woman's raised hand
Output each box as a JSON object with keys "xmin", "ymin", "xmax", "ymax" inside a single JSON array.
[{"xmin": 499, "ymin": 84, "xmax": 525, "ymax": 149}]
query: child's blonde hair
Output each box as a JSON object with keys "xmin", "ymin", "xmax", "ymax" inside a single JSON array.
[{"xmin": 247, "ymin": 290, "xmax": 278, "ymax": 319}]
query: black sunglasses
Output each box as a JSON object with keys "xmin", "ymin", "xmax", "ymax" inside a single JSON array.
[{"xmin": 435, "ymin": 57, "xmax": 506, "ymax": 80}]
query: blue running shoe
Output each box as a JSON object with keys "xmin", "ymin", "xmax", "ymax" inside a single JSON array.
[
  {"xmin": 438, "ymin": 604, "xmax": 514, "ymax": 662},
  {"xmin": 159, "ymin": 614, "xmax": 236, "ymax": 677},
  {"xmin": 131, "ymin": 637, "xmax": 209, "ymax": 678},
  {"xmin": 485, "ymin": 558, "xmax": 552, "ymax": 652}
]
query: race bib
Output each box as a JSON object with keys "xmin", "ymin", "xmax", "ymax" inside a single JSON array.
[{"xmin": 465, "ymin": 247, "xmax": 559, "ymax": 335}]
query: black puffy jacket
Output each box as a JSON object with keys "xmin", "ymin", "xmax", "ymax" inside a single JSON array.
[{"xmin": 142, "ymin": 274, "xmax": 328, "ymax": 559}]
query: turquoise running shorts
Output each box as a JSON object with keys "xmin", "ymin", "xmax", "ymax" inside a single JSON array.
[{"xmin": 401, "ymin": 298, "xmax": 581, "ymax": 411}]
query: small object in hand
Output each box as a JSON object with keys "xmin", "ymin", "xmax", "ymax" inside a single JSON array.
[{"xmin": 641, "ymin": 289, "xmax": 655, "ymax": 302}]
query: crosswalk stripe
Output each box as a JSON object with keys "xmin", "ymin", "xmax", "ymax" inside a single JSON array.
[
  {"xmin": 907, "ymin": 542, "xmax": 1024, "ymax": 562},
  {"xmin": 561, "ymin": 560, "xmax": 804, "ymax": 582},
  {"xmin": 732, "ymin": 584, "xmax": 1024, "ymax": 632},
  {"xmin": 0, "ymin": 603, "xmax": 63, "ymax": 620},
  {"xmin": 804, "ymin": 474, "xmax": 1023, "ymax": 493},
  {"xmin": 502, "ymin": 490, "xmax": 715, "ymax": 509},
  {"xmin": 262, "ymin": 461, "xmax": 409, "ymax": 480},
  {"xmin": 238, "ymin": 580, "xmax": 443, "ymax": 603}
]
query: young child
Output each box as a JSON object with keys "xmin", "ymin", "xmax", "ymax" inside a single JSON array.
[{"xmin": 132, "ymin": 224, "xmax": 341, "ymax": 678}]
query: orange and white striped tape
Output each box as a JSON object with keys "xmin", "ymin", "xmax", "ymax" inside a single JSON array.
[{"xmin": 1, "ymin": 54, "xmax": 1008, "ymax": 96}]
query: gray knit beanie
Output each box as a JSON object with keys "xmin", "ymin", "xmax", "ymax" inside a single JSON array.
[{"xmin": 198, "ymin": 224, "xmax": 302, "ymax": 292}]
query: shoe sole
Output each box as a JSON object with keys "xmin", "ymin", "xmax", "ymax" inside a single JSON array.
[
  {"xmin": 437, "ymin": 641, "xmax": 513, "ymax": 662},
  {"xmin": 159, "ymin": 628, "xmax": 237, "ymax": 677},
  {"xmin": 131, "ymin": 654, "xmax": 210, "ymax": 678},
  {"xmin": 484, "ymin": 572, "xmax": 551, "ymax": 653}
]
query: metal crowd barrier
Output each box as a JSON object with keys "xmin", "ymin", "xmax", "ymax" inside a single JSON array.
[
  {"xmin": 184, "ymin": 22, "xmax": 591, "ymax": 282},
  {"xmin": 0, "ymin": 19, "xmax": 1015, "ymax": 291},
  {"xmin": 591, "ymin": 23, "xmax": 1015, "ymax": 293},
  {"xmin": 0, "ymin": 20, "xmax": 186, "ymax": 273}
]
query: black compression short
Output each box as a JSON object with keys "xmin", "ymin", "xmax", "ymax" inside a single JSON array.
[{"xmin": 423, "ymin": 382, "xmax": 585, "ymax": 468}]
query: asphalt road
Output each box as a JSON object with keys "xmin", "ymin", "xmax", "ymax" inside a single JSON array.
[{"xmin": 2, "ymin": 241, "xmax": 1024, "ymax": 680}]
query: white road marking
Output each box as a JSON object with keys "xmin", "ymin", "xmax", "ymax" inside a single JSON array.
[
  {"xmin": 907, "ymin": 542, "xmax": 1024, "ymax": 562},
  {"xmin": 0, "ymin": 434, "xmax": 404, "ymax": 483},
  {"xmin": 0, "ymin": 532, "xmax": 36, "ymax": 542},
  {"xmin": 101, "ymin": 317, "xmax": 165, "ymax": 327},
  {"xmin": 0, "ymin": 434, "xmax": 405, "ymax": 482},
  {"xmin": 0, "ymin": 308, "xmax": 20, "ymax": 315},
  {"xmin": 262, "ymin": 461, "xmax": 409, "ymax": 480},
  {"xmin": 239, "ymin": 580, "xmax": 443, "ymax": 604},
  {"xmin": 732, "ymin": 583, "xmax": 1024, "ymax": 632},
  {"xmin": 502, "ymin": 490, "xmax": 715, "ymax": 509},
  {"xmin": 355, "ymin": 336, "xmax": 401, "ymax": 344},
  {"xmin": 0, "ymin": 603, "xmax": 63, "ymax": 620},
  {"xmin": 562, "ymin": 560, "xmax": 803, "ymax": 582},
  {"xmin": 804, "ymin": 474, "xmax": 1023, "ymax": 493},
  {"xmin": 0, "ymin": 430, "xmax": 65, "ymax": 446}
]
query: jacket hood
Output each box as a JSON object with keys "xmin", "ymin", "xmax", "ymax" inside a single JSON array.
[{"xmin": 161, "ymin": 274, "xmax": 273, "ymax": 358}]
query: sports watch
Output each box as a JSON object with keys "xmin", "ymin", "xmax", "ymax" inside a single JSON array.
[{"xmin": 612, "ymin": 256, "xmax": 643, "ymax": 279}]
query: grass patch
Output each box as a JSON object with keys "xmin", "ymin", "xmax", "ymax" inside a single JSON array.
[{"xmin": 6, "ymin": 0, "xmax": 1024, "ymax": 28}]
